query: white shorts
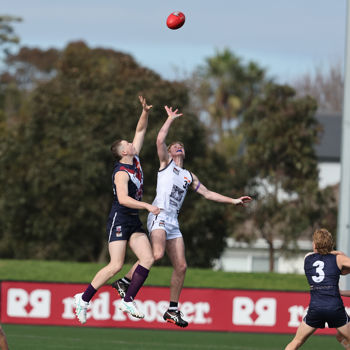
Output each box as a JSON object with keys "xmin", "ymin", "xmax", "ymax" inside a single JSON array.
[{"xmin": 147, "ymin": 211, "xmax": 182, "ymax": 240}]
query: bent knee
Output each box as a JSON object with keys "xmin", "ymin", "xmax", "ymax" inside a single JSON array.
[
  {"xmin": 108, "ymin": 263, "xmax": 123, "ymax": 276},
  {"xmin": 153, "ymin": 250, "xmax": 165, "ymax": 262},
  {"xmin": 139, "ymin": 255, "xmax": 154, "ymax": 269},
  {"xmin": 146, "ymin": 256, "xmax": 155, "ymax": 267}
]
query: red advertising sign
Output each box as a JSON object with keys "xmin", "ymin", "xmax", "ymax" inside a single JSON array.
[{"xmin": 0, "ymin": 281, "xmax": 347, "ymax": 334}]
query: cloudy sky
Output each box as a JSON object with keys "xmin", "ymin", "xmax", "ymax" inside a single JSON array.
[{"xmin": 3, "ymin": 0, "xmax": 347, "ymax": 82}]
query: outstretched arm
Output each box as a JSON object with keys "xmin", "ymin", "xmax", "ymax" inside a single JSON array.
[
  {"xmin": 115, "ymin": 171, "xmax": 160, "ymax": 215},
  {"xmin": 156, "ymin": 105, "xmax": 183, "ymax": 168},
  {"xmin": 191, "ymin": 173, "xmax": 252, "ymax": 205},
  {"xmin": 132, "ymin": 96, "xmax": 152, "ymax": 155}
]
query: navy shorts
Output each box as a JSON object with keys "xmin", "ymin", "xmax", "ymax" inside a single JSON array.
[
  {"xmin": 304, "ymin": 306, "xmax": 350, "ymax": 328},
  {"xmin": 107, "ymin": 213, "xmax": 146, "ymax": 242}
]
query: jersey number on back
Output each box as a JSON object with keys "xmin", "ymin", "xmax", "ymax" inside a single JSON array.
[{"xmin": 312, "ymin": 260, "xmax": 325, "ymax": 283}]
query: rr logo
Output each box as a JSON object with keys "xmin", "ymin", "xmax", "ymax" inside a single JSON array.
[
  {"xmin": 7, "ymin": 288, "xmax": 51, "ymax": 318},
  {"xmin": 232, "ymin": 297, "xmax": 276, "ymax": 326}
]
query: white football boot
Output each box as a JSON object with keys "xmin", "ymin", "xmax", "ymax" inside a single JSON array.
[
  {"xmin": 74, "ymin": 293, "xmax": 90, "ymax": 324},
  {"xmin": 119, "ymin": 299, "xmax": 144, "ymax": 319}
]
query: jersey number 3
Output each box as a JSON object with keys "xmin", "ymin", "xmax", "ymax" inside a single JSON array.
[{"xmin": 312, "ymin": 260, "xmax": 325, "ymax": 283}]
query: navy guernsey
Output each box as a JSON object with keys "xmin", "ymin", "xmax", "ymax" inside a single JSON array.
[
  {"xmin": 304, "ymin": 253, "xmax": 344, "ymax": 310},
  {"xmin": 106, "ymin": 155, "xmax": 146, "ymax": 242},
  {"xmin": 109, "ymin": 155, "xmax": 144, "ymax": 217}
]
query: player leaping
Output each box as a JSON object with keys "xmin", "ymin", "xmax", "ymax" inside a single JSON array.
[
  {"xmin": 74, "ymin": 96, "xmax": 160, "ymax": 324},
  {"xmin": 112, "ymin": 105, "xmax": 252, "ymax": 327}
]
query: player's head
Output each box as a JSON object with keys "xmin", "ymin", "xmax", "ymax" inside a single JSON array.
[
  {"xmin": 111, "ymin": 140, "xmax": 136, "ymax": 159},
  {"xmin": 312, "ymin": 228, "xmax": 334, "ymax": 255},
  {"xmin": 167, "ymin": 141, "xmax": 185, "ymax": 159}
]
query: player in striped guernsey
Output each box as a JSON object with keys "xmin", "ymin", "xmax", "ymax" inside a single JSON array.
[
  {"xmin": 112, "ymin": 105, "xmax": 252, "ymax": 327},
  {"xmin": 74, "ymin": 96, "xmax": 160, "ymax": 324}
]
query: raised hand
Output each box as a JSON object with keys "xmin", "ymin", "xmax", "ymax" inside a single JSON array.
[
  {"xmin": 139, "ymin": 96, "xmax": 152, "ymax": 112},
  {"xmin": 165, "ymin": 105, "xmax": 183, "ymax": 120}
]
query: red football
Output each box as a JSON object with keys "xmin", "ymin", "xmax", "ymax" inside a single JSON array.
[{"xmin": 166, "ymin": 11, "xmax": 185, "ymax": 30}]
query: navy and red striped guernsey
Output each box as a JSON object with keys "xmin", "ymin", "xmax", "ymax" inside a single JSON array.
[{"xmin": 109, "ymin": 155, "xmax": 144, "ymax": 216}]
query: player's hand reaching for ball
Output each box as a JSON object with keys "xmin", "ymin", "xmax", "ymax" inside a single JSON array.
[
  {"xmin": 232, "ymin": 196, "xmax": 252, "ymax": 206},
  {"xmin": 165, "ymin": 106, "xmax": 183, "ymax": 120},
  {"xmin": 139, "ymin": 96, "xmax": 152, "ymax": 112},
  {"xmin": 146, "ymin": 204, "xmax": 161, "ymax": 215}
]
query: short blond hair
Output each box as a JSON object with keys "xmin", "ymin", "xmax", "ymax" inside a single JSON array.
[{"xmin": 313, "ymin": 228, "xmax": 334, "ymax": 255}]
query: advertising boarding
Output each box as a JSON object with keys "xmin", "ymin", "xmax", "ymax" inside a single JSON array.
[{"xmin": 1, "ymin": 281, "xmax": 347, "ymax": 335}]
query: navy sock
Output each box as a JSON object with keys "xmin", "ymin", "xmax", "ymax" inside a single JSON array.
[
  {"xmin": 124, "ymin": 265, "xmax": 149, "ymax": 302},
  {"xmin": 82, "ymin": 284, "xmax": 97, "ymax": 302},
  {"xmin": 169, "ymin": 301, "xmax": 178, "ymax": 311}
]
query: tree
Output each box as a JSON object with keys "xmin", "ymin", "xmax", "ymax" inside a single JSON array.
[
  {"xmin": 5, "ymin": 47, "xmax": 60, "ymax": 89},
  {"xmin": 188, "ymin": 49, "xmax": 338, "ymax": 271},
  {"xmin": 0, "ymin": 15, "xmax": 22, "ymax": 48},
  {"xmin": 0, "ymin": 14, "xmax": 22, "ymax": 137},
  {"xmin": 188, "ymin": 49, "xmax": 268, "ymax": 150},
  {"xmin": 293, "ymin": 61, "xmax": 344, "ymax": 113},
  {"xmin": 237, "ymin": 84, "xmax": 321, "ymax": 271},
  {"xmin": 0, "ymin": 41, "xmax": 234, "ymax": 266}
]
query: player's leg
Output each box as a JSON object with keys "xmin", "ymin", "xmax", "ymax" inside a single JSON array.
[
  {"xmin": 111, "ymin": 260, "xmax": 138, "ymax": 298},
  {"xmin": 163, "ymin": 236, "xmax": 188, "ymax": 327},
  {"xmin": 91, "ymin": 241, "xmax": 127, "ymax": 288},
  {"xmin": 166, "ymin": 237, "xmax": 186, "ymax": 303},
  {"xmin": 285, "ymin": 321, "xmax": 316, "ymax": 350},
  {"xmin": 111, "ymin": 228, "xmax": 166, "ymax": 299},
  {"xmin": 112, "ymin": 213, "xmax": 166, "ymax": 298},
  {"xmin": 115, "ymin": 227, "xmax": 167, "ymax": 276},
  {"xmin": 74, "ymin": 241, "xmax": 127, "ymax": 324},
  {"xmin": 118, "ymin": 232, "xmax": 154, "ymax": 318},
  {"xmin": 150, "ymin": 228, "xmax": 167, "ymax": 261},
  {"xmin": 0, "ymin": 325, "xmax": 9, "ymax": 350},
  {"xmin": 337, "ymin": 323, "xmax": 350, "ymax": 349},
  {"xmin": 336, "ymin": 331, "xmax": 350, "ymax": 349}
]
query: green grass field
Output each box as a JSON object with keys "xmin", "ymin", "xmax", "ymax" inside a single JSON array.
[
  {"xmin": 3, "ymin": 324, "xmax": 339, "ymax": 350},
  {"xmin": 0, "ymin": 259, "xmax": 332, "ymax": 349},
  {"xmin": 0, "ymin": 259, "xmax": 309, "ymax": 290}
]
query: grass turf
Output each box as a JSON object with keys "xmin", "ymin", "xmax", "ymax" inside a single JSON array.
[
  {"xmin": 0, "ymin": 259, "xmax": 309, "ymax": 291},
  {"xmin": 1, "ymin": 259, "xmax": 315, "ymax": 349},
  {"xmin": 3, "ymin": 324, "xmax": 338, "ymax": 350}
]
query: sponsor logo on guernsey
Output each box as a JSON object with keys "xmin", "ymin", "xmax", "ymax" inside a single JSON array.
[
  {"xmin": 169, "ymin": 199, "xmax": 178, "ymax": 207},
  {"xmin": 173, "ymin": 167, "xmax": 180, "ymax": 175},
  {"xmin": 170, "ymin": 185, "xmax": 184, "ymax": 202}
]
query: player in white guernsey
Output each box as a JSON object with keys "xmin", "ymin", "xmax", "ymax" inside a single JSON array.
[
  {"xmin": 147, "ymin": 150, "xmax": 193, "ymax": 240},
  {"xmin": 112, "ymin": 105, "xmax": 252, "ymax": 327}
]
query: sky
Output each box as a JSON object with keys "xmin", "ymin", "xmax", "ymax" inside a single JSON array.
[{"xmin": 3, "ymin": 0, "xmax": 348, "ymax": 83}]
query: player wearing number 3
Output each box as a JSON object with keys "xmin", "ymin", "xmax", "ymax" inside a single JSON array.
[
  {"xmin": 112, "ymin": 105, "xmax": 252, "ymax": 327},
  {"xmin": 285, "ymin": 228, "xmax": 350, "ymax": 349}
]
